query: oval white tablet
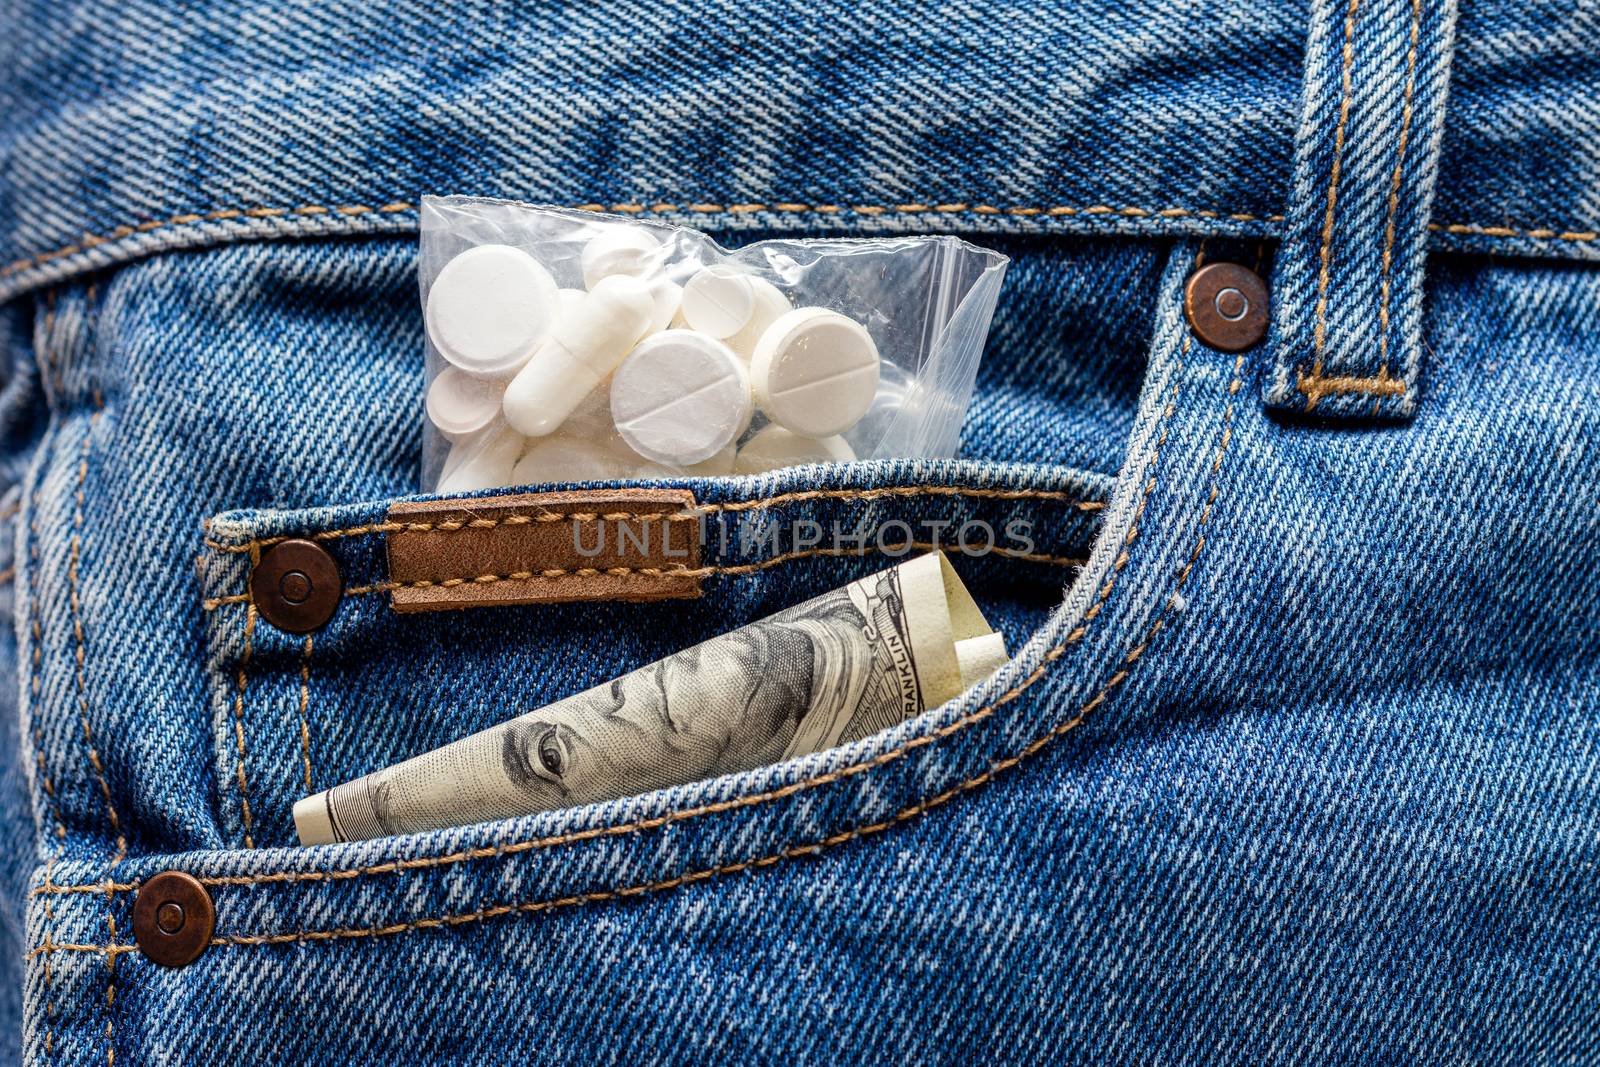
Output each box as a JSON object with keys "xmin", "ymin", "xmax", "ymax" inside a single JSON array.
[
  {"xmin": 681, "ymin": 267, "xmax": 754, "ymax": 338},
  {"xmin": 426, "ymin": 244, "xmax": 559, "ymax": 377},
  {"xmin": 501, "ymin": 275, "xmax": 655, "ymax": 438},
  {"xmin": 426, "ymin": 367, "xmax": 505, "ymax": 440},
  {"xmin": 751, "ymin": 308, "xmax": 880, "ymax": 437},
  {"xmin": 580, "ymin": 226, "xmax": 663, "ymax": 288},
  {"xmin": 611, "ymin": 330, "xmax": 754, "ymax": 466},
  {"xmin": 725, "ymin": 278, "xmax": 792, "ymax": 361},
  {"xmin": 733, "ymin": 425, "xmax": 856, "ymax": 475}
]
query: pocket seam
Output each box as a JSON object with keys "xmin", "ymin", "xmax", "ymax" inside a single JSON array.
[
  {"xmin": 201, "ymin": 485, "xmax": 1107, "ymax": 554},
  {"xmin": 31, "ymin": 328, "xmax": 1243, "ymax": 964},
  {"xmin": 38, "ymin": 329, "xmax": 1221, "ymax": 905}
]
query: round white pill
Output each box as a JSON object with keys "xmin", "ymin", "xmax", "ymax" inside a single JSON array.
[
  {"xmin": 581, "ymin": 226, "xmax": 663, "ymax": 288},
  {"xmin": 426, "ymin": 244, "xmax": 559, "ymax": 377},
  {"xmin": 681, "ymin": 267, "xmax": 754, "ymax": 338},
  {"xmin": 611, "ymin": 330, "xmax": 753, "ymax": 466},
  {"xmin": 751, "ymin": 308, "xmax": 880, "ymax": 437},
  {"xmin": 724, "ymin": 278, "xmax": 792, "ymax": 361},
  {"xmin": 733, "ymin": 425, "xmax": 856, "ymax": 474},
  {"xmin": 634, "ymin": 443, "xmax": 737, "ymax": 478},
  {"xmin": 426, "ymin": 367, "xmax": 505, "ymax": 440}
]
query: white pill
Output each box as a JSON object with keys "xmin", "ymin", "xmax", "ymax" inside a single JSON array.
[
  {"xmin": 611, "ymin": 330, "xmax": 753, "ymax": 466},
  {"xmin": 580, "ymin": 226, "xmax": 663, "ymax": 288},
  {"xmin": 751, "ymin": 308, "xmax": 880, "ymax": 437},
  {"xmin": 512, "ymin": 433, "xmax": 637, "ymax": 484},
  {"xmin": 681, "ymin": 267, "xmax": 754, "ymax": 338},
  {"xmin": 733, "ymin": 425, "xmax": 856, "ymax": 474},
  {"xmin": 436, "ymin": 421, "xmax": 524, "ymax": 494},
  {"xmin": 502, "ymin": 276, "xmax": 655, "ymax": 438},
  {"xmin": 426, "ymin": 367, "xmax": 505, "ymax": 440},
  {"xmin": 555, "ymin": 287, "xmax": 588, "ymax": 324},
  {"xmin": 645, "ymin": 277, "xmax": 683, "ymax": 335},
  {"xmin": 426, "ymin": 244, "xmax": 559, "ymax": 377},
  {"xmin": 724, "ymin": 278, "xmax": 792, "ymax": 361}
]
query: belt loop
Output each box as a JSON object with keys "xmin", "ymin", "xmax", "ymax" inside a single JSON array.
[{"xmin": 1265, "ymin": 0, "xmax": 1460, "ymax": 418}]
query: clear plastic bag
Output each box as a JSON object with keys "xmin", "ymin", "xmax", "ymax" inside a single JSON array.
[{"xmin": 418, "ymin": 196, "xmax": 1009, "ymax": 492}]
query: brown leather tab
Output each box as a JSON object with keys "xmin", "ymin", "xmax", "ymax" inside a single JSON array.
[{"xmin": 385, "ymin": 489, "xmax": 701, "ymax": 613}]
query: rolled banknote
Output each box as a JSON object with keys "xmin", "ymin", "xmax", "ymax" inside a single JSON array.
[{"xmin": 294, "ymin": 553, "xmax": 1006, "ymax": 845}]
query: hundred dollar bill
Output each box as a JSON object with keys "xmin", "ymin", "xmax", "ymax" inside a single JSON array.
[{"xmin": 294, "ymin": 553, "xmax": 1007, "ymax": 845}]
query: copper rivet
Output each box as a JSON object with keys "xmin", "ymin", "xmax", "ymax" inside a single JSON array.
[
  {"xmin": 1183, "ymin": 262, "xmax": 1270, "ymax": 352},
  {"xmin": 251, "ymin": 539, "xmax": 342, "ymax": 633},
  {"xmin": 132, "ymin": 871, "xmax": 215, "ymax": 969}
]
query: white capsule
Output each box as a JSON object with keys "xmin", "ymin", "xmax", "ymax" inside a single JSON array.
[
  {"xmin": 733, "ymin": 425, "xmax": 856, "ymax": 474},
  {"xmin": 436, "ymin": 421, "xmax": 524, "ymax": 494},
  {"xmin": 681, "ymin": 267, "xmax": 755, "ymax": 338},
  {"xmin": 611, "ymin": 330, "xmax": 753, "ymax": 466},
  {"xmin": 724, "ymin": 278, "xmax": 792, "ymax": 361},
  {"xmin": 502, "ymin": 276, "xmax": 656, "ymax": 438},
  {"xmin": 555, "ymin": 287, "xmax": 588, "ymax": 324},
  {"xmin": 751, "ymin": 308, "xmax": 880, "ymax": 437},
  {"xmin": 512, "ymin": 432, "xmax": 637, "ymax": 484},
  {"xmin": 426, "ymin": 244, "xmax": 559, "ymax": 377},
  {"xmin": 425, "ymin": 367, "xmax": 505, "ymax": 440},
  {"xmin": 580, "ymin": 226, "xmax": 663, "ymax": 288}
]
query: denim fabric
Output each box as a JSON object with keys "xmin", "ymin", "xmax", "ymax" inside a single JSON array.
[
  {"xmin": 1265, "ymin": 0, "xmax": 1457, "ymax": 417},
  {"xmin": 1, "ymin": 1, "xmax": 1598, "ymax": 1065}
]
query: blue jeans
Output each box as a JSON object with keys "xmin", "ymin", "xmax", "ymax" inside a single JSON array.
[{"xmin": 1, "ymin": 0, "xmax": 1597, "ymax": 1063}]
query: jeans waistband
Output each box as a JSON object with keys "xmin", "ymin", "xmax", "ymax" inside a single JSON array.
[{"xmin": 0, "ymin": 0, "xmax": 1595, "ymax": 305}]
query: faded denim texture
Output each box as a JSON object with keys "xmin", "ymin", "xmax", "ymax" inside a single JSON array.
[{"xmin": 0, "ymin": 0, "xmax": 1597, "ymax": 1065}]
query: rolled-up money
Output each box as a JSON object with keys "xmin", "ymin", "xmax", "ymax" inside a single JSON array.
[{"xmin": 294, "ymin": 553, "xmax": 1004, "ymax": 845}]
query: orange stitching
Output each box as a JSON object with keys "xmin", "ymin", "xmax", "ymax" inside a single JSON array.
[
  {"xmin": 3, "ymin": 198, "xmax": 1594, "ymax": 283},
  {"xmin": 1295, "ymin": 366, "xmax": 1407, "ymax": 407},
  {"xmin": 231, "ymin": 550, "xmax": 259, "ymax": 849},
  {"xmin": 297, "ymin": 636, "xmax": 315, "ymax": 794},
  {"xmin": 1, "ymin": 201, "xmax": 1284, "ymax": 278},
  {"xmin": 201, "ymin": 486, "xmax": 1106, "ymax": 554},
  {"xmin": 71, "ymin": 406, "xmax": 126, "ymax": 862},
  {"xmin": 1311, "ymin": 0, "xmax": 1364, "ymax": 378},
  {"xmin": 0, "ymin": 565, "xmax": 16, "ymax": 584},
  {"xmin": 1377, "ymin": 0, "xmax": 1423, "ymax": 382},
  {"xmin": 102, "ymin": 893, "xmax": 117, "ymax": 1066},
  {"xmin": 1429, "ymin": 222, "xmax": 1597, "ymax": 242},
  {"xmin": 31, "ymin": 253, "xmax": 1241, "ymax": 950}
]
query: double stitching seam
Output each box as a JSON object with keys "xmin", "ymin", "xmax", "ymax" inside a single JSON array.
[
  {"xmin": 1376, "ymin": 0, "xmax": 1423, "ymax": 383},
  {"xmin": 201, "ymin": 486, "xmax": 1107, "ymax": 554},
  {"xmin": 3, "ymin": 199, "xmax": 1596, "ymax": 284},
  {"xmin": 34, "ymin": 252, "xmax": 1206, "ymax": 908},
  {"xmin": 230, "ymin": 550, "xmax": 259, "ymax": 849},
  {"xmin": 202, "ymin": 543, "xmax": 1087, "ymax": 611},
  {"xmin": 297, "ymin": 637, "xmax": 315, "ymax": 794},
  {"xmin": 31, "ymin": 257, "xmax": 1243, "ymax": 953},
  {"xmin": 1296, "ymin": 0, "xmax": 1419, "ymax": 412},
  {"xmin": 1307, "ymin": 0, "xmax": 1363, "ymax": 388}
]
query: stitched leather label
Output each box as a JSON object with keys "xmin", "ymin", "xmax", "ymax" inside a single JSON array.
[{"xmin": 385, "ymin": 489, "xmax": 701, "ymax": 613}]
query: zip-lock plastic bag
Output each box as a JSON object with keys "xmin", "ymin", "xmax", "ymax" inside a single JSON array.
[{"xmin": 418, "ymin": 196, "xmax": 1009, "ymax": 491}]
